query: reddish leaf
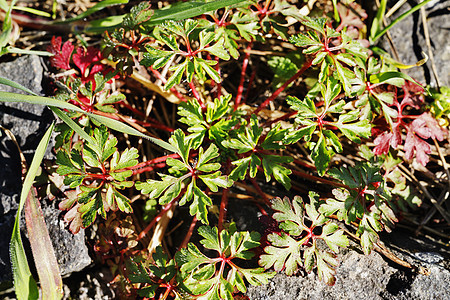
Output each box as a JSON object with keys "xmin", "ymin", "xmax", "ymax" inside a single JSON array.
[
  {"xmin": 337, "ymin": 3, "xmax": 367, "ymax": 30},
  {"xmin": 47, "ymin": 36, "xmax": 74, "ymax": 70},
  {"xmin": 412, "ymin": 113, "xmax": 446, "ymax": 141},
  {"xmin": 404, "ymin": 130, "xmax": 431, "ymax": 166},
  {"xmin": 72, "ymin": 46, "xmax": 103, "ymax": 78},
  {"xmin": 373, "ymin": 122, "xmax": 402, "ymax": 155}
]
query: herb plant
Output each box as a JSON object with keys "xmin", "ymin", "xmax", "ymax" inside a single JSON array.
[{"xmin": 1, "ymin": 0, "xmax": 448, "ymax": 299}]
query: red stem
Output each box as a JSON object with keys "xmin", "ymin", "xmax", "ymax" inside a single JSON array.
[
  {"xmin": 128, "ymin": 153, "xmax": 179, "ymax": 171},
  {"xmin": 250, "ymin": 59, "xmax": 313, "ymax": 117},
  {"xmin": 243, "ymin": 68, "xmax": 257, "ymax": 105},
  {"xmin": 218, "ymin": 188, "xmax": 229, "ymax": 232},
  {"xmin": 215, "ymin": 56, "xmax": 222, "ymax": 99},
  {"xmin": 180, "ymin": 216, "xmax": 198, "ymax": 249},
  {"xmin": 249, "ymin": 177, "xmax": 271, "ymax": 206},
  {"xmin": 136, "ymin": 198, "xmax": 179, "ymax": 242},
  {"xmin": 235, "ymin": 42, "xmax": 253, "ymax": 110},
  {"xmin": 131, "ymin": 162, "xmax": 166, "ymax": 175},
  {"xmin": 189, "ymin": 80, "xmax": 205, "ymax": 110},
  {"xmin": 291, "ymin": 169, "xmax": 349, "ymax": 189}
]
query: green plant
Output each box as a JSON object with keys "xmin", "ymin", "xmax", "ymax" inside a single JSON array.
[{"xmin": 1, "ymin": 1, "xmax": 448, "ymax": 299}]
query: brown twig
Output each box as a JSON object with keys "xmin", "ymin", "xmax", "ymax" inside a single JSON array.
[{"xmin": 420, "ymin": 7, "xmax": 441, "ymax": 90}]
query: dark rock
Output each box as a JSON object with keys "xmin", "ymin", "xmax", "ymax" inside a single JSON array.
[
  {"xmin": 379, "ymin": 0, "xmax": 450, "ymax": 87},
  {"xmin": 0, "ymin": 55, "xmax": 91, "ymax": 284}
]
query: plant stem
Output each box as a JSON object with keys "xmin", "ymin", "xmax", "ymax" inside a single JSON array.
[
  {"xmin": 189, "ymin": 80, "xmax": 205, "ymax": 110},
  {"xmin": 131, "ymin": 162, "xmax": 166, "ymax": 175},
  {"xmin": 180, "ymin": 216, "xmax": 198, "ymax": 249},
  {"xmin": 235, "ymin": 42, "xmax": 252, "ymax": 110},
  {"xmin": 215, "ymin": 56, "xmax": 222, "ymax": 99},
  {"xmin": 133, "ymin": 198, "xmax": 180, "ymax": 247},
  {"xmin": 291, "ymin": 169, "xmax": 349, "ymax": 189},
  {"xmin": 218, "ymin": 188, "xmax": 229, "ymax": 232},
  {"xmin": 128, "ymin": 153, "xmax": 180, "ymax": 171},
  {"xmin": 249, "ymin": 177, "xmax": 271, "ymax": 206},
  {"xmin": 250, "ymin": 59, "xmax": 312, "ymax": 117}
]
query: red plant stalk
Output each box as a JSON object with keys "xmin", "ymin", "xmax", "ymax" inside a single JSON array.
[
  {"xmin": 133, "ymin": 196, "xmax": 181, "ymax": 245},
  {"xmin": 218, "ymin": 188, "xmax": 229, "ymax": 233},
  {"xmin": 234, "ymin": 42, "xmax": 253, "ymax": 110},
  {"xmin": 243, "ymin": 68, "xmax": 257, "ymax": 105},
  {"xmin": 127, "ymin": 153, "xmax": 180, "ymax": 171},
  {"xmin": 215, "ymin": 56, "xmax": 222, "ymax": 99},
  {"xmin": 180, "ymin": 216, "xmax": 198, "ymax": 249},
  {"xmin": 189, "ymin": 80, "xmax": 205, "ymax": 110},
  {"xmin": 250, "ymin": 59, "xmax": 313, "ymax": 117},
  {"xmin": 290, "ymin": 169, "xmax": 349, "ymax": 189},
  {"xmin": 118, "ymin": 101, "xmax": 175, "ymax": 131},
  {"xmin": 249, "ymin": 177, "xmax": 271, "ymax": 206},
  {"xmin": 131, "ymin": 162, "xmax": 166, "ymax": 175},
  {"xmin": 93, "ymin": 108, "xmax": 174, "ymax": 132}
]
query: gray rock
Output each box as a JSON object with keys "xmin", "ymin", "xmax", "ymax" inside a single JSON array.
[
  {"xmin": 0, "ymin": 55, "xmax": 91, "ymax": 284},
  {"xmin": 247, "ymin": 228, "xmax": 450, "ymax": 300},
  {"xmin": 379, "ymin": 0, "xmax": 450, "ymax": 87}
]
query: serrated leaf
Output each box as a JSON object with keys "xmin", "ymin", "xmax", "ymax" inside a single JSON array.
[
  {"xmin": 165, "ymin": 60, "xmax": 187, "ymax": 90},
  {"xmin": 199, "ymin": 172, "xmax": 232, "ymax": 192},
  {"xmin": 190, "ymin": 184, "xmax": 212, "ymax": 224},
  {"xmin": 311, "ymin": 134, "xmax": 332, "ymax": 176},
  {"xmin": 260, "ymin": 233, "xmax": 302, "ymax": 275},
  {"xmin": 261, "ymin": 155, "xmax": 293, "ymax": 190},
  {"xmin": 194, "ymin": 57, "xmax": 221, "ymax": 83},
  {"xmin": 204, "ymin": 38, "xmax": 231, "ymax": 60}
]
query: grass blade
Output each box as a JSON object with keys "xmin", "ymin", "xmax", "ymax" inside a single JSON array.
[
  {"xmin": 144, "ymin": 0, "xmax": 245, "ymax": 27},
  {"xmin": 10, "ymin": 123, "xmax": 55, "ymax": 300},
  {"xmin": 24, "ymin": 135, "xmax": 64, "ymax": 299},
  {"xmin": 369, "ymin": 0, "xmax": 387, "ymax": 43},
  {"xmin": 90, "ymin": 113, "xmax": 177, "ymax": 152},
  {"xmin": 56, "ymin": 0, "xmax": 129, "ymax": 23},
  {"xmin": 0, "ymin": 91, "xmax": 86, "ymax": 113}
]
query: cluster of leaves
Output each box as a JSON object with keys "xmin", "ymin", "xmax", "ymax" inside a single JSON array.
[
  {"xmin": 372, "ymin": 81, "xmax": 447, "ymax": 166},
  {"xmin": 56, "ymin": 125, "xmax": 138, "ymax": 233},
  {"xmin": 284, "ymin": 76, "xmax": 371, "ymax": 175},
  {"xmin": 37, "ymin": 0, "xmax": 449, "ymax": 298},
  {"xmin": 260, "ymin": 192, "xmax": 349, "ymax": 285},
  {"xmin": 319, "ymin": 162, "xmax": 396, "ymax": 254},
  {"xmin": 127, "ymin": 225, "xmax": 274, "ymax": 299},
  {"xmin": 48, "ymin": 36, "xmax": 123, "ymax": 123},
  {"xmin": 136, "ymin": 129, "xmax": 232, "ymax": 224}
]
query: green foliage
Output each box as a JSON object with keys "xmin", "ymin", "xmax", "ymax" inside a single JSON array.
[
  {"xmin": 136, "ymin": 129, "xmax": 232, "ymax": 224},
  {"xmin": 175, "ymin": 225, "xmax": 275, "ymax": 299},
  {"xmin": 223, "ymin": 114, "xmax": 293, "ymax": 189},
  {"xmin": 177, "ymin": 95, "xmax": 239, "ymax": 148},
  {"xmin": 319, "ymin": 162, "xmax": 397, "ymax": 254},
  {"xmin": 4, "ymin": 1, "xmax": 443, "ymax": 297},
  {"xmin": 290, "ymin": 15, "xmax": 369, "ymax": 95},
  {"xmin": 284, "ymin": 77, "xmax": 371, "ymax": 175},
  {"xmin": 260, "ymin": 192, "xmax": 348, "ymax": 285},
  {"xmin": 127, "ymin": 247, "xmax": 181, "ymax": 298},
  {"xmin": 141, "ymin": 19, "xmax": 230, "ymax": 89},
  {"xmin": 56, "ymin": 125, "xmax": 138, "ymax": 229}
]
